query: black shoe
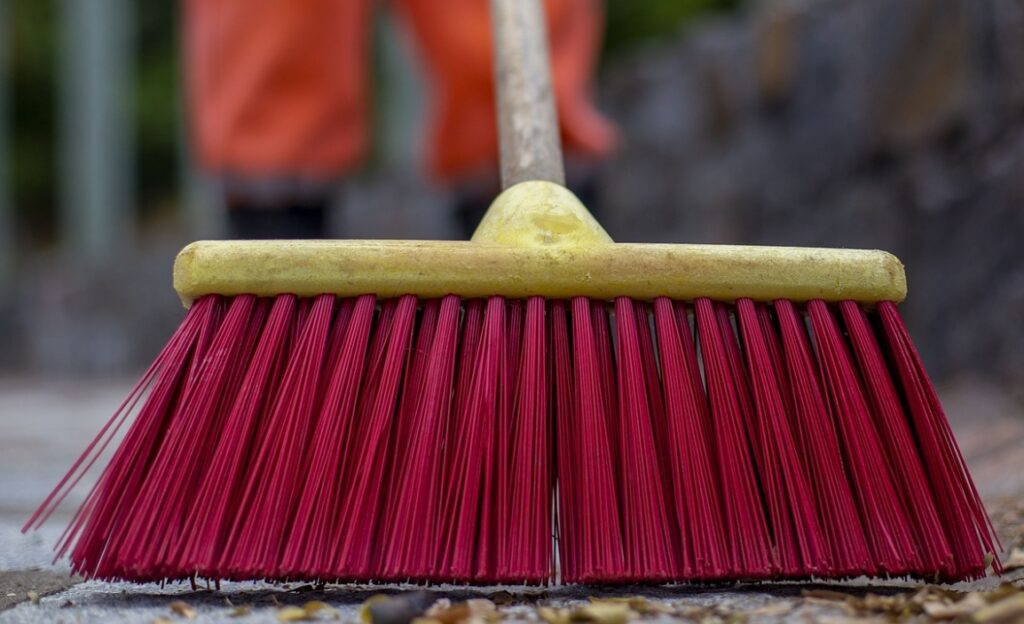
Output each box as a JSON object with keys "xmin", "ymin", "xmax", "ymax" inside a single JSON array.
[{"xmin": 227, "ymin": 202, "xmax": 328, "ymax": 239}]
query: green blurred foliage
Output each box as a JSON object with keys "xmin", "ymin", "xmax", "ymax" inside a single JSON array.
[
  {"xmin": 602, "ymin": 0, "xmax": 742, "ymax": 58},
  {"xmin": 9, "ymin": 0, "xmax": 179, "ymax": 239},
  {"xmin": 10, "ymin": 0, "xmax": 57, "ymax": 235}
]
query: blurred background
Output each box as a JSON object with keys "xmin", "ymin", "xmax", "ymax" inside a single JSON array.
[
  {"xmin": 1, "ymin": 0, "xmax": 1024, "ymax": 580},
  {"xmin": 0, "ymin": 0, "xmax": 1021, "ymax": 394}
]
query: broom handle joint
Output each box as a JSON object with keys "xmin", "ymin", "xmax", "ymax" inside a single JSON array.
[{"xmin": 490, "ymin": 0, "xmax": 566, "ymax": 189}]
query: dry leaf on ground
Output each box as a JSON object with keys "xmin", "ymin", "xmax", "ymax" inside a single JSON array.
[
  {"xmin": 278, "ymin": 605, "xmax": 313, "ymax": 622},
  {"xmin": 169, "ymin": 600, "xmax": 197, "ymax": 619},
  {"xmin": 537, "ymin": 606, "xmax": 570, "ymax": 624},
  {"xmin": 1003, "ymin": 547, "xmax": 1024, "ymax": 572},
  {"xmin": 277, "ymin": 600, "xmax": 340, "ymax": 622},
  {"xmin": 973, "ymin": 593, "xmax": 1024, "ymax": 623},
  {"xmin": 572, "ymin": 602, "xmax": 632, "ymax": 624},
  {"xmin": 922, "ymin": 593, "xmax": 988, "ymax": 619},
  {"xmin": 227, "ymin": 604, "xmax": 253, "ymax": 617}
]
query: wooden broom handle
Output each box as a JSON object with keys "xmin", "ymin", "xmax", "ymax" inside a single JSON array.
[{"xmin": 490, "ymin": 0, "xmax": 566, "ymax": 189}]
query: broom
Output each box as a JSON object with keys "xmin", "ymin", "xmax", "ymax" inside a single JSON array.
[{"xmin": 26, "ymin": 0, "xmax": 999, "ymax": 585}]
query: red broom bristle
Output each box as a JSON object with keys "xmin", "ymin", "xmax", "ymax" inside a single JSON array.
[
  {"xmin": 116, "ymin": 294, "xmax": 266, "ymax": 581},
  {"xmin": 378, "ymin": 296, "xmax": 460, "ymax": 580},
  {"xmin": 807, "ymin": 300, "xmax": 919, "ymax": 577},
  {"xmin": 30, "ymin": 292, "xmax": 998, "ymax": 585},
  {"xmin": 550, "ymin": 300, "xmax": 577, "ymax": 582},
  {"xmin": 502, "ymin": 296, "xmax": 550, "ymax": 583},
  {"xmin": 735, "ymin": 298, "xmax": 829, "ymax": 577},
  {"xmin": 58, "ymin": 295, "xmax": 225, "ymax": 580},
  {"xmin": 693, "ymin": 298, "xmax": 774, "ymax": 578},
  {"xmin": 651, "ymin": 298, "xmax": 730, "ymax": 580},
  {"xmin": 373, "ymin": 294, "xmax": 429, "ymax": 575},
  {"xmin": 590, "ymin": 301, "xmax": 621, "ymax": 488},
  {"xmin": 611, "ymin": 297, "xmax": 678, "ymax": 581},
  {"xmin": 773, "ymin": 299, "xmax": 872, "ymax": 577},
  {"xmin": 487, "ymin": 299, "xmax": 517, "ymax": 582},
  {"xmin": 838, "ymin": 301, "xmax": 955, "ymax": 577},
  {"xmin": 220, "ymin": 294, "xmax": 335, "ymax": 579},
  {"xmin": 633, "ymin": 302, "xmax": 684, "ymax": 575},
  {"xmin": 328, "ymin": 295, "xmax": 417, "ymax": 580},
  {"xmin": 177, "ymin": 294, "xmax": 299, "ymax": 578},
  {"xmin": 876, "ymin": 301, "xmax": 1001, "ymax": 578},
  {"xmin": 559, "ymin": 297, "xmax": 626, "ymax": 583},
  {"xmin": 745, "ymin": 297, "xmax": 831, "ymax": 573},
  {"xmin": 438, "ymin": 296, "xmax": 506, "ymax": 582},
  {"xmin": 279, "ymin": 294, "xmax": 374, "ymax": 579}
]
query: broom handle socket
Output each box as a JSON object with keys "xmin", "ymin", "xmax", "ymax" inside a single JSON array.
[{"xmin": 490, "ymin": 0, "xmax": 566, "ymax": 189}]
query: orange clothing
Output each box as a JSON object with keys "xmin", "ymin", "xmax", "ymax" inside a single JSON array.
[
  {"xmin": 397, "ymin": 0, "xmax": 617, "ymax": 180},
  {"xmin": 183, "ymin": 0, "xmax": 374, "ymax": 180},
  {"xmin": 184, "ymin": 0, "xmax": 616, "ymax": 183}
]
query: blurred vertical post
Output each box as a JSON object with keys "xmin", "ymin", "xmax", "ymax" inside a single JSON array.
[
  {"xmin": 178, "ymin": 106, "xmax": 224, "ymax": 239},
  {"xmin": 59, "ymin": 0, "xmax": 134, "ymax": 264},
  {"xmin": 0, "ymin": 0, "xmax": 12, "ymax": 286}
]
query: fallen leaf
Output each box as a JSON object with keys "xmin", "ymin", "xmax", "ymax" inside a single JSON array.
[
  {"xmin": 426, "ymin": 601, "xmax": 452, "ymax": 616},
  {"xmin": 923, "ymin": 593, "xmax": 988, "ymax": 620},
  {"xmin": 170, "ymin": 600, "xmax": 198, "ymax": 619},
  {"xmin": 228, "ymin": 605, "xmax": 253, "ymax": 617},
  {"xmin": 466, "ymin": 599, "xmax": 498, "ymax": 620},
  {"xmin": 1004, "ymin": 547, "xmax": 1024, "ymax": 572},
  {"xmin": 301, "ymin": 598, "xmax": 337, "ymax": 618},
  {"xmin": 278, "ymin": 605, "xmax": 312, "ymax": 622},
  {"xmin": 429, "ymin": 603, "xmax": 470, "ymax": 624},
  {"xmin": 973, "ymin": 593, "xmax": 1024, "ymax": 623},
  {"xmin": 572, "ymin": 602, "xmax": 632, "ymax": 624},
  {"xmin": 538, "ymin": 606, "xmax": 570, "ymax": 624},
  {"xmin": 26, "ymin": 591, "xmax": 40, "ymax": 605},
  {"xmin": 362, "ymin": 596, "xmax": 393, "ymax": 624},
  {"xmin": 154, "ymin": 618, "xmax": 174, "ymax": 624},
  {"xmin": 60, "ymin": 599, "xmax": 74, "ymax": 608}
]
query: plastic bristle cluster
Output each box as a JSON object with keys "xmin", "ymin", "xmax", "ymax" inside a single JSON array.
[{"xmin": 25, "ymin": 294, "xmax": 999, "ymax": 584}]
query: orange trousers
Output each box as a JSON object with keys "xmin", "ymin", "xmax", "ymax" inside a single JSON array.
[{"xmin": 183, "ymin": 0, "xmax": 616, "ymax": 184}]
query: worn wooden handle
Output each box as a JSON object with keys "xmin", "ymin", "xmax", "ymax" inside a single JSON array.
[{"xmin": 490, "ymin": 0, "xmax": 565, "ymax": 188}]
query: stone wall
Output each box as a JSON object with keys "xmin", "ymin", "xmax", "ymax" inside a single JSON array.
[{"xmin": 597, "ymin": 0, "xmax": 1024, "ymax": 391}]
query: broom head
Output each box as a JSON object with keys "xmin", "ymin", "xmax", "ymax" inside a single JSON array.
[{"xmin": 26, "ymin": 181, "xmax": 1000, "ymax": 585}]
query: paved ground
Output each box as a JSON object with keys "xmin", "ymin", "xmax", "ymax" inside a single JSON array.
[{"xmin": 0, "ymin": 376, "xmax": 1021, "ymax": 623}]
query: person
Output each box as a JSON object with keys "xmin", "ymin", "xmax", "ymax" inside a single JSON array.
[{"xmin": 182, "ymin": 0, "xmax": 616, "ymax": 239}]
